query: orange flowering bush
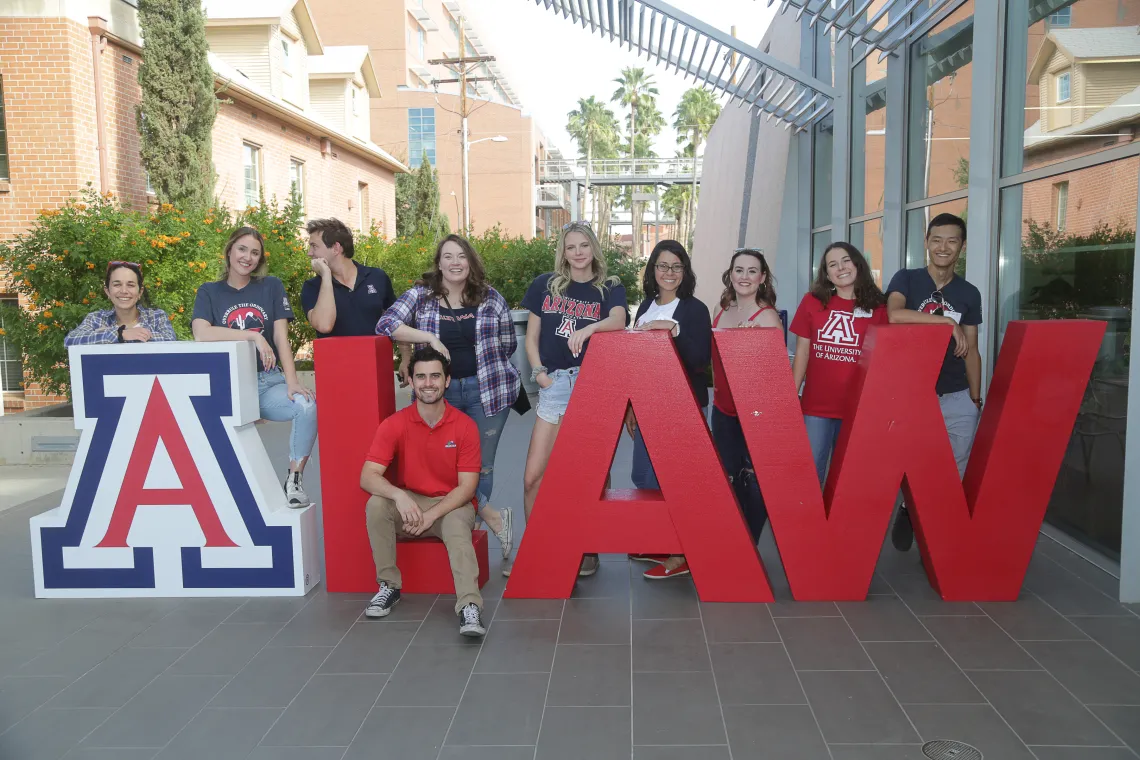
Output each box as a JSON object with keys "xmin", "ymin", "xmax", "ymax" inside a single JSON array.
[{"xmin": 0, "ymin": 189, "xmax": 313, "ymax": 397}]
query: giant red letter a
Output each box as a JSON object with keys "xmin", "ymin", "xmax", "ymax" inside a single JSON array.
[{"xmin": 504, "ymin": 330, "xmax": 772, "ymax": 601}]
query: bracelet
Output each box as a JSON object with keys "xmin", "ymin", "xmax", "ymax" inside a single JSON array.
[{"xmin": 530, "ymin": 365, "xmax": 547, "ymax": 382}]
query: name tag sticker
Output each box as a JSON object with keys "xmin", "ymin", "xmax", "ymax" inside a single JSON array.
[{"xmin": 944, "ymin": 309, "xmax": 963, "ymax": 325}]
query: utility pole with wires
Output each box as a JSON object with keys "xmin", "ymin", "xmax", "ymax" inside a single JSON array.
[{"xmin": 429, "ymin": 17, "xmax": 495, "ymax": 232}]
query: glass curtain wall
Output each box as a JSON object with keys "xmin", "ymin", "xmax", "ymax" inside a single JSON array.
[{"xmin": 996, "ymin": 0, "xmax": 1140, "ymax": 559}]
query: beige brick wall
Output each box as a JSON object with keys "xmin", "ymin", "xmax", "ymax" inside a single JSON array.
[{"xmin": 211, "ymin": 103, "xmax": 396, "ymax": 237}]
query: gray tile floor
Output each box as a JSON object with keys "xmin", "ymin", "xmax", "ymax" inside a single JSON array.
[{"xmin": 2, "ymin": 408, "xmax": 1139, "ymax": 759}]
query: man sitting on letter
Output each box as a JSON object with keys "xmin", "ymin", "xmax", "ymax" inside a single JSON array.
[{"xmin": 360, "ymin": 346, "xmax": 486, "ymax": 636}]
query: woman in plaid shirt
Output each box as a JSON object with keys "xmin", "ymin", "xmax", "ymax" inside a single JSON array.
[
  {"xmin": 375, "ymin": 234, "xmax": 522, "ymax": 561},
  {"xmin": 65, "ymin": 261, "xmax": 176, "ymax": 346}
]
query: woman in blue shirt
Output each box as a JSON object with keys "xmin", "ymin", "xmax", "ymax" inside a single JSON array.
[{"xmin": 65, "ymin": 261, "xmax": 176, "ymax": 345}]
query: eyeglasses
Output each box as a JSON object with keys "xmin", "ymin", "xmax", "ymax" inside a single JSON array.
[
  {"xmin": 654, "ymin": 263, "xmax": 686, "ymax": 274},
  {"xmin": 562, "ymin": 222, "xmax": 591, "ymax": 231}
]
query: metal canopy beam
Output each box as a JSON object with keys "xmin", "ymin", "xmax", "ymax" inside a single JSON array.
[
  {"xmin": 528, "ymin": 0, "xmax": 836, "ymax": 131},
  {"xmin": 766, "ymin": 0, "xmax": 960, "ymax": 60}
]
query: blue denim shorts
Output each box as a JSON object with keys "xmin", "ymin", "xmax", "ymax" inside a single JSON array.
[{"xmin": 536, "ymin": 367, "xmax": 579, "ymax": 424}]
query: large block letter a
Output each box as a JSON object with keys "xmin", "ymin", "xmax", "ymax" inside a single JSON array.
[{"xmin": 503, "ymin": 331, "xmax": 772, "ymax": 602}]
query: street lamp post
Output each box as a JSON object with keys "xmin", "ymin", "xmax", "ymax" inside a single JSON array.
[{"xmin": 462, "ymin": 133, "xmax": 507, "ymax": 231}]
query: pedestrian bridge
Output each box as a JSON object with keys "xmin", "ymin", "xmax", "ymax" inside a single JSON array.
[{"xmin": 538, "ymin": 156, "xmax": 702, "ymax": 186}]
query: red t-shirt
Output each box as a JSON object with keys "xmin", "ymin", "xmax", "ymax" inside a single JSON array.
[
  {"xmin": 711, "ymin": 305, "xmax": 772, "ymax": 417},
  {"xmin": 789, "ymin": 294, "xmax": 888, "ymax": 419},
  {"xmin": 365, "ymin": 402, "xmax": 481, "ymax": 497}
]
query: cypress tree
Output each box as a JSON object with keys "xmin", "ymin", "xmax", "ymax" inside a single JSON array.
[
  {"xmin": 136, "ymin": 0, "xmax": 217, "ymax": 210},
  {"xmin": 396, "ymin": 152, "xmax": 449, "ymax": 238}
]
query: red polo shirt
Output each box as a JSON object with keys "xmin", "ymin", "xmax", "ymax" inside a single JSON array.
[{"xmin": 365, "ymin": 402, "xmax": 481, "ymax": 497}]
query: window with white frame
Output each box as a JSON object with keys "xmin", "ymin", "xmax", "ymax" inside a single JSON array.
[
  {"xmin": 357, "ymin": 182, "xmax": 368, "ymax": 230},
  {"xmin": 1054, "ymin": 180, "xmax": 1069, "ymax": 231},
  {"xmin": 1057, "ymin": 70, "xmax": 1071, "ymax": 103},
  {"xmin": 0, "ymin": 75, "xmax": 10, "ymax": 181},
  {"xmin": 0, "ymin": 295, "xmax": 23, "ymax": 392},
  {"xmin": 243, "ymin": 143, "xmax": 261, "ymax": 207},
  {"xmin": 418, "ymin": 27, "xmax": 425, "ymax": 60},
  {"xmin": 1048, "ymin": 7, "xmax": 1072, "ymax": 27},
  {"xmin": 289, "ymin": 159, "xmax": 305, "ymax": 210},
  {"xmin": 281, "ymin": 34, "xmax": 299, "ymax": 103}
]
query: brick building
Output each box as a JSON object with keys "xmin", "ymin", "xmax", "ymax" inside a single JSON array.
[
  {"xmin": 0, "ymin": 0, "xmax": 405, "ymax": 412},
  {"xmin": 309, "ymin": 0, "xmax": 571, "ymax": 239}
]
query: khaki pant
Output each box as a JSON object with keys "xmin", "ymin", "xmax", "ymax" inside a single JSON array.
[{"xmin": 365, "ymin": 492, "xmax": 481, "ymax": 614}]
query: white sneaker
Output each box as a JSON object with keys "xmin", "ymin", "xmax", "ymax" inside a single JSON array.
[
  {"xmin": 495, "ymin": 508, "xmax": 514, "ymax": 559},
  {"xmin": 284, "ymin": 471, "xmax": 310, "ymax": 508},
  {"xmin": 458, "ymin": 603, "xmax": 486, "ymax": 637}
]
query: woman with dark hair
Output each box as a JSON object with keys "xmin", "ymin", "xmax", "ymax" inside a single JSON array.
[
  {"xmin": 711, "ymin": 248, "xmax": 781, "ymax": 543},
  {"xmin": 626, "ymin": 239, "xmax": 712, "ymax": 580},
  {"xmin": 191, "ymin": 227, "xmax": 317, "ymax": 508},
  {"xmin": 66, "ymin": 261, "xmax": 177, "ymax": 345},
  {"xmin": 791, "ymin": 241, "xmax": 887, "ymax": 482},
  {"xmin": 375, "ymin": 234, "xmax": 521, "ymax": 560}
]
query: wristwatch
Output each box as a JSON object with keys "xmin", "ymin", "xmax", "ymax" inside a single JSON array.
[{"xmin": 530, "ymin": 365, "xmax": 548, "ymax": 382}]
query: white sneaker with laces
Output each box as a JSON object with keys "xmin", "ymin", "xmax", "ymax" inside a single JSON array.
[
  {"xmin": 458, "ymin": 603, "xmax": 486, "ymax": 637},
  {"xmin": 284, "ymin": 471, "xmax": 310, "ymax": 508}
]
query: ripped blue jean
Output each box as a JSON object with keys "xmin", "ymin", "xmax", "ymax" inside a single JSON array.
[
  {"xmin": 445, "ymin": 375, "xmax": 510, "ymax": 511},
  {"xmin": 257, "ymin": 369, "xmax": 317, "ymax": 463}
]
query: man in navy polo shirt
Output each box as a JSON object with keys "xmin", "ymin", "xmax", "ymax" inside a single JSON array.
[
  {"xmin": 301, "ymin": 218, "xmax": 395, "ymax": 337},
  {"xmin": 885, "ymin": 212, "xmax": 983, "ymax": 552}
]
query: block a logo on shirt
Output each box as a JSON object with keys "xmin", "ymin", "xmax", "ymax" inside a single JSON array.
[
  {"xmin": 31, "ymin": 344, "xmax": 318, "ymax": 598},
  {"xmin": 223, "ymin": 303, "xmax": 268, "ymax": 333},
  {"xmin": 366, "ymin": 284, "xmax": 378, "ymax": 294},
  {"xmin": 556, "ymin": 316, "xmax": 576, "ymax": 338},
  {"xmin": 817, "ymin": 311, "xmax": 860, "ymax": 348}
]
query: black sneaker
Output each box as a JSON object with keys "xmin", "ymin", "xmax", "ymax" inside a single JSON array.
[
  {"xmin": 364, "ymin": 583, "xmax": 401, "ymax": 618},
  {"xmin": 458, "ymin": 603, "xmax": 486, "ymax": 637},
  {"xmin": 891, "ymin": 505, "xmax": 914, "ymax": 552}
]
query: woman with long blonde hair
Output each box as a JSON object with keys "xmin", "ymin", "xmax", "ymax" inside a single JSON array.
[{"xmin": 512, "ymin": 222, "xmax": 627, "ymax": 577}]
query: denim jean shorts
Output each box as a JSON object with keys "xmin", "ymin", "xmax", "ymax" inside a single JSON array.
[{"xmin": 536, "ymin": 367, "xmax": 579, "ymax": 424}]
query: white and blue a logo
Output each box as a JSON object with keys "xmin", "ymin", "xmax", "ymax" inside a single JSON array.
[{"xmin": 30, "ymin": 342, "xmax": 319, "ymax": 598}]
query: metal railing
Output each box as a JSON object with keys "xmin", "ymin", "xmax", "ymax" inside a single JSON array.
[
  {"xmin": 539, "ymin": 157, "xmax": 703, "ymax": 183},
  {"xmin": 536, "ymin": 183, "xmax": 569, "ymax": 208}
]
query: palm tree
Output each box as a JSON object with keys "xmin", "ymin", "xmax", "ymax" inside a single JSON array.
[
  {"xmin": 567, "ymin": 96, "xmax": 618, "ymax": 222},
  {"xmin": 673, "ymin": 87, "xmax": 721, "ymax": 247},
  {"xmin": 612, "ymin": 67, "xmax": 659, "ymax": 257}
]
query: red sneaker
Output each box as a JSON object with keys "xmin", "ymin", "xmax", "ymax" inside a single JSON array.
[
  {"xmin": 628, "ymin": 554, "xmax": 668, "ymax": 563},
  {"xmin": 643, "ymin": 560, "xmax": 691, "ymax": 580}
]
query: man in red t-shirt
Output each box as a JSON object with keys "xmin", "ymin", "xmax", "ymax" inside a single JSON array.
[{"xmin": 359, "ymin": 346, "xmax": 485, "ymax": 636}]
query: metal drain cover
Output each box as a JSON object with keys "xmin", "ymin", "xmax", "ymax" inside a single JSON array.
[{"xmin": 922, "ymin": 740, "xmax": 983, "ymax": 760}]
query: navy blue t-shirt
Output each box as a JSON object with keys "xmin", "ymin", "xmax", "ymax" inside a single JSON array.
[
  {"xmin": 300, "ymin": 263, "xmax": 395, "ymax": 338},
  {"xmin": 439, "ymin": 304, "xmax": 478, "ymax": 379},
  {"xmin": 521, "ymin": 273, "xmax": 627, "ymax": 371},
  {"xmin": 886, "ymin": 267, "xmax": 982, "ymax": 395}
]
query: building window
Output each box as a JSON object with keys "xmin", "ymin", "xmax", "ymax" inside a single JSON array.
[
  {"xmin": 351, "ymin": 86, "xmax": 359, "ymax": 116},
  {"xmin": 0, "ymin": 75, "xmax": 9, "ymax": 181},
  {"xmin": 0, "ymin": 296, "xmax": 23, "ymax": 392},
  {"xmin": 243, "ymin": 143, "xmax": 261, "ymax": 208},
  {"xmin": 1053, "ymin": 180, "xmax": 1069, "ymax": 230},
  {"xmin": 146, "ymin": 172, "xmax": 155, "ymax": 196},
  {"xmin": 418, "ymin": 27, "xmax": 425, "ymax": 60},
  {"xmin": 408, "ymin": 107, "xmax": 436, "ymax": 167},
  {"xmin": 357, "ymin": 182, "xmax": 369, "ymax": 230},
  {"xmin": 907, "ymin": 1, "xmax": 974, "ymax": 202},
  {"xmin": 289, "ymin": 159, "xmax": 305, "ymax": 209},
  {"xmin": 449, "ymin": 17, "xmax": 459, "ymax": 38},
  {"xmin": 1056, "ymin": 70, "xmax": 1071, "ymax": 104},
  {"xmin": 1048, "ymin": 7, "xmax": 1072, "ymax": 27}
]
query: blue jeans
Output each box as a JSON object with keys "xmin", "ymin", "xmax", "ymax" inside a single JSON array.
[
  {"xmin": 803, "ymin": 415, "xmax": 842, "ymax": 485},
  {"xmin": 711, "ymin": 407, "xmax": 767, "ymax": 543},
  {"xmin": 632, "ymin": 404, "xmax": 711, "ymax": 490},
  {"xmin": 258, "ymin": 369, "xmax": 317, "ymax": 463},
  {"xmin": 445, "ymin": 375, "xmax": 510, "ymax": 511}
]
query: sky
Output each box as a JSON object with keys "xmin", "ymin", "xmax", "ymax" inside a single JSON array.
[{"xmin": 459, "ymin": 0, "xmax": 778, "ymax": 159}]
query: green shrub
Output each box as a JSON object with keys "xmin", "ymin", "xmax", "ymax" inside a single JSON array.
[
  {"xmin": 1, "ymin": 189, "xmax": 642, "ymax": 397},
  {"xmin": 0, "ymin": 189, "xmax": 314, "ymax": 396}
]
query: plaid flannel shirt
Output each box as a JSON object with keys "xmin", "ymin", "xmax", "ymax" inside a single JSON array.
[
  {"xmin": 376, "ymin": 284, "xmax": 521, "ymax": 416},
  {"xmin": 64, "ymin": 307, "xmax": 178, "ymax": 346}
]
